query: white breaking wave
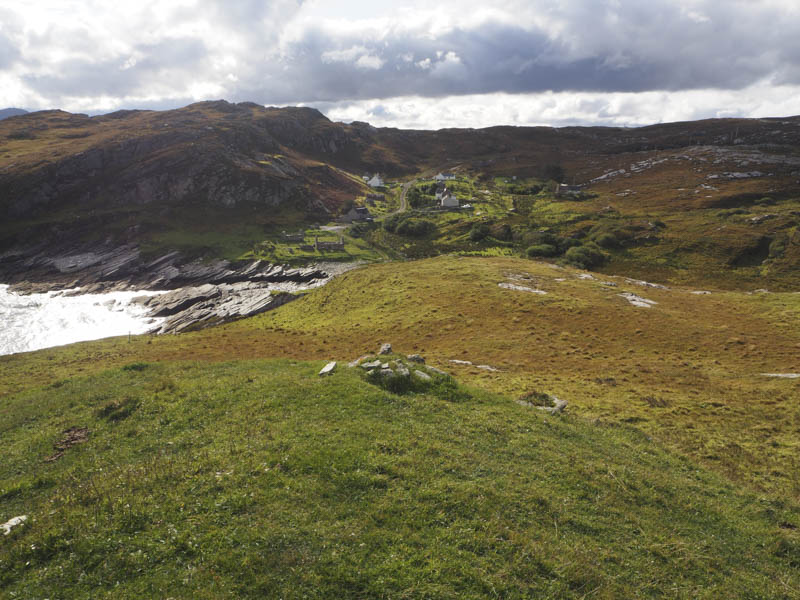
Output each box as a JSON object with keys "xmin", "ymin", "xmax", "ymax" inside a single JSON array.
[{"xmin": 0, "ymin": 284, "xmax": 165, "ymax": 356}]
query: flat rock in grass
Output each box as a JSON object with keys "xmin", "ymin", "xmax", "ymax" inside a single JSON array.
[
  {"xmin": 619, "ymin": 292, "xmax": 657, "ymax": 308},
  {"xmin": 426, "ymin": 366, "xmax": 448, "ymax": 377},
  {"xmin": 408, "ymin": 354, "xmax": 425, "ymax": 363},
  {"xmin": 348, "ymin": 355, "xmax": 370, "ymax": 368},
  {"xmin": 318, "ymin": 361, "xmax": 337, "ymax": 376},
  {"xmin": 476, "ymin": 364, "xmax": 500, "ymax": 372},
  {"xmin": 761, "ymin": 373, "xmax": 800, "ymax": 379},
  {"xmin": 538, "ymin": 397, "xmax": 568, "ymax": 414},
  {"xmin": 449, "ymin": 359, "xmax": 473, "ymax": 365},
  {"xmin": 394, "ymin": 363, "xmax": 410, "ymax": 377},
  {"xmin": 626, "ymin": 278, "xmax": 670, "ymax": 290},
  {"xmin": 2, "ymin": 515, "xmax": 27, "ymax": 535},
  {"xmin": 379, "ymin": 343, "xmax": 392, "ymax": 355},
  {"xmin": 379, "ymin": 368, "xmax": 395, "ymax": 378},
  {"xmin": 361, "ymin": 360, "xmax": 382, "ymax": 370},
  {"xmin": 498, "ymin": 282, "xmax": 547, "ymax": 295},
  {"xmin": 414, "ymin": 370, "xmax": 432, "ymax": 381}
]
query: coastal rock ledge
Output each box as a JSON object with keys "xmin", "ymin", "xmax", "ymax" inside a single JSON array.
[{"xmin": 133, "ymin": 282, "xmax": 299, "ymax": 334}]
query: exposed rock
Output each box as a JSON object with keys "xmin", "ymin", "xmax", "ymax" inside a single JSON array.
[
  {"xmin": 407, "ymin": 354, "xmax": 425, "ymax": 363},
  {"xmin": 476, "ymin": 365, "xmax": 500, "ymax": 372},
  {"xmin": 379, "ymin": 343, "xmax": 392, "ymax": 355},
  {"xmin": 361, "ymin": 360, "xmax": 382, "ymax": 370},
  {"xmin": 394, "ymin": 362, "xmax": 410, "ymax": 377},
  {"xmin": 761, "ymin": 373, "xmax": 800, "ymax": 379},
  {"xmin": 379, "ymin": 368, "xmax": 395, "ymax": 378},
  {"xmin": 426, "ymin": 366, "xmax": 448, "ymax": 377},
  {"xmin": 625, "ymin": 278, "xmax": 670, "ymax": 290},
  {"xmin": 517, "ymin": 392, "xmax": 568, "ymax": 414},
  {"xmin": 538, "ymin": 397, "xmax": 568, "ymax": 414},
  {"xmin": 498, "ymin": 282, "xmax": 547, "ymax": 295},
  {"xmin": 619, "ymin": 293, "xmax": 657, "ymax": 308},
  {"xmin": 449, "ymin": 359, "xmax": 473, "ymax": 365},
  {"xmin": 319, "ymin": 361, "xmax": 337, "ymax": 376},
  {"xmin": 348, "ymin": 355, "xmax": 370, "ymax": 368},
  {"xmin": 3, "ymin": 243, "xmax": 328, "ymax": 295},
  {"xmin": 138, "ymin": 283, "xmax": 298, "ymax": 334},
  {"xmin": 414, "ymin": 370, "xmax": 432, "ymax": 381},
  {"xmin": 2, "ymin": 515, "xmax": 27, "ymax": 536}
]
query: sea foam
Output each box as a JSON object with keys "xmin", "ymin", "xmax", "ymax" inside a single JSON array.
[{"xmin": 0, "ymin": 284, "xmax": 165, "ymax": 356}]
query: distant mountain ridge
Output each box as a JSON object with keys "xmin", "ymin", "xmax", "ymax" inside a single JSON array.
[{"xmin": 0, "ymin": 108, "xmax": 28, "ymax": 120}]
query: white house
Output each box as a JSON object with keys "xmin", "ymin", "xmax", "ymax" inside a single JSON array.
[
  {"xmin": 434, "ymin": 172, "xmax": 456, "ymax": 181},
  {"xmin": 440, "ymin": 190, "xmax": 459, "ymax": 208},
  {"xmin": 435, "ymin": 183, "xmax": 447, "ymax": 200},
  {"xmin": 367, "ymin": 174, "xmax": 384, "ymax": 187}
]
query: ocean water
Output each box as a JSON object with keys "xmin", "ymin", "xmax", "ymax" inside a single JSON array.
[{"xmin": 0, "ymin": 284, "xmax": 165, "ymax": 356}]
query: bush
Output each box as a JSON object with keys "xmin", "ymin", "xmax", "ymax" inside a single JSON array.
[
  {"xmin": 593, "ymin": 232, "xmax": 619, "ymax": 249},
  {"xmin": 348, "ymin": 221, "xmax": 375, "ymax": 238},
  {"xmin": 564, "ymin": 242, "xmax": 607, "ymax": 269},
  {"xmin": 396, "ymin": 218, "xmax": 436, "ymax": 237},
  {"xmin": 768, "ymin": 236, "xmax": 787, "ymax": 259},
  {"xmin": 527, "ymin": 244, "xmax": 558, "ymax": 257},
  {"xmin": 490, "ymin": 223, "xmax": 513, "ymax": 242},
  {"xmin": 383, "ymin": 213, "xmax": 404, "ymax": 233},
  {"xmin": 522, "ymin": 230, "xmax": 558, "ymax": 247},
  {"xmin": 469, "ymin": 223, "xmax": 490, "ymax": 242},
  {"xmin": 557, "ymin": 237, "xmax": 583, "ymax": 252}
]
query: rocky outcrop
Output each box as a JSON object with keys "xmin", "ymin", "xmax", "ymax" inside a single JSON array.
[
  {"xmin": 2, "ymin": 243, "xmax": 326, "ymax": 294},
  {"xmin": 134, "ymin": 282, "xmax": 299, "ymax": 334}
]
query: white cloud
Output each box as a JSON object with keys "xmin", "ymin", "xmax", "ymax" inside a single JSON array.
[
  {"xmin": 1, "ymin": 0, "xmax": 799, "ymax": 128},
  {"xmin": 317, "ymin": 84, "xmax": 800, "ymax": 130}
]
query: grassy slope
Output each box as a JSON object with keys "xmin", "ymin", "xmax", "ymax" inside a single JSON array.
[
  {"xmin": 3, "ymin": 256, "xmax": 799, "ymax": 501},
  {"xmin": 368, "ymin": 173, "xmax": 800, "ymax": 290},
  {"xmin": 2, "ymin": 360, "xmax": 799, "ymax": 598}
]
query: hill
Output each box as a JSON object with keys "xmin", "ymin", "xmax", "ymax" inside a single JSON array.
[
  {"xmin": 0, "ymin": 108, "xmax": 28, "ymax": 121},
  {"xmin": 2, "ymin": 102, "xmax": 799, "ymax": 290},
  {"xmin": 2, "ymin": 255, "xmax": 800, "ymax": 597}
]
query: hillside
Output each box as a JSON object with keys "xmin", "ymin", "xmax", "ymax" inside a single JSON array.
[
  {"xmin": 2, "ymin": 102, "xmax": 799, "ymax": 291},
  {"xmin": 2, "ymin": 256, "xmax": 800, "ymax": 597}
]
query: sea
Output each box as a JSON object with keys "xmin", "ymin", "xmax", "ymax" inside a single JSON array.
[
  {"xmin": 0, "ymin": 261, "xmax": 362, "ymax": 357},
  {"xmin": 0, "ymin": 284, "xmax": 165, "ymax": 356}
]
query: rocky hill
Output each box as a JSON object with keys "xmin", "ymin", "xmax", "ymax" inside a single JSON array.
[{"xmin": 2, "ymin": 100, "xmax": 800, "ymax": 288}]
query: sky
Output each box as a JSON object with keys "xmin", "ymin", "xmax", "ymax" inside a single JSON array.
[{"xmin": 1, "ymin": 0, "xmax": 799, "ymax": 129}]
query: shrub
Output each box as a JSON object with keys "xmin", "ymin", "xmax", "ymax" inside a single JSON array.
[
  {"xmin": 564, "ymin": 242, "xmax": 607, "ymax": 269},
  {"xmin": 527, "ymin": 244, "xmax": 558, "ymax": 257},
  {"xmin": 557, "ymin": 237, "xmax": 583, "ymax": 252},
  {"xmin": 593, "ymin": 232, "xmax": 619, "ymax": 249},
  {"xmin": 490, "ymin": 223, "xmax": 513, "ymax": 241},
  {"xmin": 383, "ymin": 213, "xmax": 404, "ymax": 233},
  {"xmin": 348, "ymin": 221, "xmax": 375, "ymax": 238},
  {"xmin": 522, "ymin": 230, "xmax": 558, "ymax": 247},
  {"xmin": 396, "ymin": 218, "xmax": 436, "ymax": 237},
  {"xmin": 768, "ymin": 236, "xmax": 787, "ymax": 259},
  {"xmin": 469, "ymin": 223, "xmax": 490, "ymax": 242}
]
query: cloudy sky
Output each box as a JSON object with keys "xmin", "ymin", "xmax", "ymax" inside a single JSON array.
[{"xmin": 1, "ymin": 0, "xmax": 799, "ymax": 128}]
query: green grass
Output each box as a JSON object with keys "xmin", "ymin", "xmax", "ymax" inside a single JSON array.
[{"xmin": 2, "ymin": 359, "xmax": 799, "ymax": 598}]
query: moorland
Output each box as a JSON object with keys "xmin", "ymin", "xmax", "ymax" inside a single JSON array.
[{"xmin": 1, "ymin": 101, "xmax": 799, "ymax": 598}]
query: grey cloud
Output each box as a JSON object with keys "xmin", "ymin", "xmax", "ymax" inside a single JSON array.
[
  {"xmin": 4, "ymin": 0, "xmax": 800, "ymax": 113},
  {"xmin": 0, "ymin": 30, "xmax": 19, "ymax": 69},
  {"xmin": 228, "ymin": 1, "xmax": 798, "ymax": 105},
  {"xmin": 21, "ymin": 37, "xmax": 210, "ymax": 98}
]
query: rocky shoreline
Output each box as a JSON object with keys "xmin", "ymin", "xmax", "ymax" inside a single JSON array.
[
  {"xmin": 0, "ymin": 242, "xmax": 327, "ymax": 294},
  {"xmin": 0, "ymin": 242, "xmax": 346, "ymax": 335}
]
